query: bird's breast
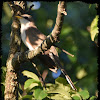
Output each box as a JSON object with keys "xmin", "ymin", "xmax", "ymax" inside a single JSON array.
[
  {"xmin": 20, "ymin": 24, "xmax": 34, "ymax": 50},
  {"xmin": 21, "ymin": 28, "xmax": 26, "ymax": 45}
]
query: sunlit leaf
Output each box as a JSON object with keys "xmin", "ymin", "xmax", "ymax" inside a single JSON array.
[
  {"xmin": 72, "ymin": 96, "xmax": 80, "ymax": 100},
  {"xmin": 1, "ymin": 66, "xmax": 6, "ymax": 85},
  {"xmin": 24, "ymin": 79, "xmax": 39, "ymax": 90},
  {"xmin": 19, "ymin": 83, "xmax": 23, "ymax": 90},
  {"xmin": 89, "ymin": 4, "xmax": 92, "ymax": 8},
  {"xmin": 48, "ymin": 93, "xmax": 71, "ymax": 99},
  {"xmin": 22, "ymin": 70, "xmax": 40, "ymax": 82},
  {"xmin": 47, "ymin": 84, "xmax": 70, "ymax": 96},
  {"xmin": 61, "ymin": 26, "xmax": 72, "ymax": 35},
  {"xmin": 34, "ymin": 88, "xmax": 47, "ymax": 99},
  {"xmin": 78, "ymin": 90, "xmax": 89, "ymax": 99},
  {"xmin": 29, "ymin": 83, "xmax": 39, "ymax": 89},
  {"xmin": 71, "ymin": 93, "xmax": 81, "ymax": 100},
  {"xmin": 46, "ymin": 19, "xmax": 53, "ymax": 28},
  {"xmin": 90, "ymin": 15, "xmax": 99, "ymax": 41},
  {"xmin": 90, "ymin": 96, "xmax": 97, "ymax": 100},
  {"xmin": 76, "ymin": 68, "xmax": 87, "ymax": 79},
  {"xmin": 55, "ymin": 77, "xmax": 68, "ymax": 85},
  {"xmin": 1, "ymin": 66, "xmax": 6, "ymax": 72},
  {"xmin": 47, "ymin": 81, "xmax": 71, "ymax": 97},
  {"xmin": 22, "ymin": 95, "xmax": 33, "ymax": 100},
  {"xmin": 68, "ymin": 55, "xmax": 77, "ymax": 63}
]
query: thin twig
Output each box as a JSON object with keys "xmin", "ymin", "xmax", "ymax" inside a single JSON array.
[
  {"xmin": 26, "ymin": 4, "xmax": 34, "ymax": 13},
  {"xmin": 54, "ymin": 44, "xmax": 74, "ymax": 57},
  {"xmin": 29, "ymin": 4, "xmax": 34, "ymax": 10},
  {"xmin": 31, "ymin": 62, "xmax": 46, "ymax": 89}
]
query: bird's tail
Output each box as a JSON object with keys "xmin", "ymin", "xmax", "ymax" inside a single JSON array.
[
  {"xmin": 60, "ymin": 67, "xmax": 77, "ymax": 91},
  {"xmin": 49, "ymin": 52, "xmax": 77, "ymax": 91}
]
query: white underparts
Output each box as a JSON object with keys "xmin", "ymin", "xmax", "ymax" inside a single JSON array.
[
  {"xmin": 26, "ymin": 41, "xmax": 34, "ymax": 50},
  {"xmin": 20, "ymin": 20, "xmax": 34, "ymax": 50}
]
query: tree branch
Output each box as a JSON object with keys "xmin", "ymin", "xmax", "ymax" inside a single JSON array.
[
  {"xmin": 5, "ymin": 1, "xmax": 27, "ymax": 100},
  {"xmin": 52, "ymin": 1, "xmax": 67, "ymax": 41}
]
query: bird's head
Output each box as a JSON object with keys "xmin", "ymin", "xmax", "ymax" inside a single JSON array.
[{"xmin": 16, "ymin": 14, "xmax": 34, "ymax": 25}]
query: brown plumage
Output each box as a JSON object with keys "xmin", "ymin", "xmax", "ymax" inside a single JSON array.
[{"xmin": 16, "ymin": 14, "xmax": 77, "ymax": 90}]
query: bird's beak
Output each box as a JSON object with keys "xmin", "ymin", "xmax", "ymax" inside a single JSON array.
[{"xmin": 15, "ymin": 15, "xmax": 23, "ymax": 19}]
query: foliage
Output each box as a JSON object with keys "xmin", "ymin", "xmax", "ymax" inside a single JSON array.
[
  {"xmin": 17, "ymin": 70, "xmax": 97, "ymax": 100},
  {"xmin": 1, "ymin": 66, "xmax": 6, "ymax": 98},
  {"xmin": 90, "ymin": 15, "xmax": 99, "ymax": 41}
]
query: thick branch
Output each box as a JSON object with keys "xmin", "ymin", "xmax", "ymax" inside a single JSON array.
[
  {"xmin": 52, "ymin": 1, "xmax": 67, "ymax": 41},
  {"xmin": 5, "ymin": 1, "xmax": 27, "ymax": 100}
]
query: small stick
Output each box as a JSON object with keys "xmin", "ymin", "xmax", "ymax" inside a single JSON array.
[
  {"xmin": 54, "ymin": 44, "xmax": 74, "ymax": 57},
  {"xmin": 29, "ymin": 4, "xmax": 34, "ymax": 10},
  {"xmin": 32, "ymin": 62, "xmax": 46, "ymax": 89}
]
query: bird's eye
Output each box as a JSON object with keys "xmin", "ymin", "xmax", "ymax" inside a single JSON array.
[{"xmin": 24, "ymin": 17, "xmax": 28, "ymax": 19}]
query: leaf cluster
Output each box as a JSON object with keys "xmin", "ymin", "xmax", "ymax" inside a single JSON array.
[{"xmin": 18, "ymin": 70, "xmax": 97, "ymax": 100}]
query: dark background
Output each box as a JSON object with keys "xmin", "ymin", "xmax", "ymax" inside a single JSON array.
[{"xmin": 1, "ymin": 1, "xmax": 98, "ymax": 97}]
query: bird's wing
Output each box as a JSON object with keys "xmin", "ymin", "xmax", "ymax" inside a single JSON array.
[
  {"xmin": 25, "ymin": 26, "xmax": 46, "ymax": 49},
  {"xmin": 25, "ymin": 26, "xmax": 59, "ymax": 72}
]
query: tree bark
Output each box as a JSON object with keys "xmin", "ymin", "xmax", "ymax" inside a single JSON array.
[{"xmin": 4, "ymin": 1, "xmax": 27, "ymax": 100}]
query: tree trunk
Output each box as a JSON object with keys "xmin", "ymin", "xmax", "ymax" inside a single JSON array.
[{"xmin": 4, "ymin": 1, "xmax": 26, "ymax": 100}]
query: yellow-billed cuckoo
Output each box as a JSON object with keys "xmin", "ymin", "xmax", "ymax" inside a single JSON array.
[{"xmin": 16, "ymin": 14, "xmax": 77, "ymax": 91}]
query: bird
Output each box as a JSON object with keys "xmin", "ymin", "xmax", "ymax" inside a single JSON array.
[{"xmin": 16, "ymin": 14, "xmax": 77, "ymax": 91}]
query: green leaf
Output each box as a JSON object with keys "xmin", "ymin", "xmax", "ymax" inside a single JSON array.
[
  {"xmin": 78, "ymin": 90, "xmax": 89, "ymax": 99},
  {"xmin": 72, "ymin": 96, "xmax": 80, "ymax": 100},
  {"xmin": 90, "ymin": 15, "xmax": 99, "ymax": 41},
  {"xmin": 61, "ymin": 26, "xmax": 72, "ymax": 35},
  {"xmin": 89, "ymin": 4, "xmax": 92, "ymax": 8},
  {"xmin": 47, "ymin": 83, "xmax": 71, "ymax": 98},
  {"xmin": 1, "ymin": 66, "xmax": 6, "ymax": 72},
  {"xmin": 55, "ymin": 77, "xmax": 76, "ymax": 92},
  {"xmin": 19, "ymin": 83, "xmax": 23, "ymax": 90},
  {"xmin": 34, "ymin": 88, "xmax": 47, "ymax": 99},
  {"xmin": 71, "ymin": 93, "xmax": 82, "ymax": 100},
  {"xmin": 48, "ymin": 93, "xmax": 71, "ymax": 99},
  {"xmin": 22, "ymin": 70, "xmax": 40, "ymax": 82},
  {"xmin": 76, "ymin": 68, "xmax": 87, "ymax": 79},
  {"xmin": 48, "ymin": 85, "xmax": 70, "ymax": 96},
  {"xmin": 29, "ymin": 83, "xmax": 39, "ymax": 89},
  {"xmin": 55, "ymin": 77, "xmax": 68, "ymax": 85},
  {"xmin": 24, "ymin": 79, "xmax": 39, "ymax": 90},
  {"xmin": 48, "ymin": 94, "xmax": 63, "ymax": 99},
  {"xmin": 90, "ymin": 96, "xmax": 97, "ymax": 100},
  {"xmin": 22, "ymin": 95, "xmax": 33, "ymax": 100}
]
